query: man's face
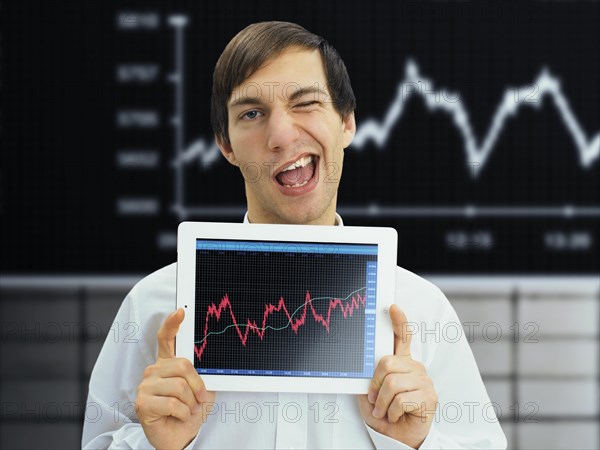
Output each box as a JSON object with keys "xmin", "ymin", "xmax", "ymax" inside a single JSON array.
[{"xmin": 217, "ymin": 47, "xmax": 356, "ymax": 225}]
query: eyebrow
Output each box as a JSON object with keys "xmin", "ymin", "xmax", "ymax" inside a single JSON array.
[
  {"xmin": 229, "ymin": 95, "xmax": 262, "ymax": 109},
  {"xmin": 287, "ymin": 86, "xmax": 329, "ymax": 102},
  {"xmin": 229, "ymin": 85, "xmax": 329, "ymax": 109}
]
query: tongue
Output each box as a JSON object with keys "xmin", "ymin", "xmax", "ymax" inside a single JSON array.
[{"xmin": 277, "ymin": 162, "xmax": 315, "ymax": 186}]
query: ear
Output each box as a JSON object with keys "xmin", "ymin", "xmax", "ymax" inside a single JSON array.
[
  {"xmin": 216, "ymin": 135, "xmax": 239, "ymax": 167},
  {"xmin": 341, "ymin": 112, "xmax": 356, "ymax": 149}
]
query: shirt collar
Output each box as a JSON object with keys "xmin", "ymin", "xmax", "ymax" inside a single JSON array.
[{"xmin": 243, "ymin": 212, "xmax": 344, "ymax": 226}]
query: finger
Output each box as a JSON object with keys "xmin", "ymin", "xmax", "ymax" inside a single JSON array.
[
  {"xmin": 391, "ymin": 304, "xmax": 412, "ymax": 357},
  {"xmin": 368, "ymin": 355, "xmax": 412, "ymax": 403},
  {"xmin": 157, "ymin": 357, "xmax": 208, "ymax": 403},
  {"xmin": 157, "ymin": 308, "xmax": 184, "ymax": 359},
  {"xmin": 150, "ymin": 377, "xmax": 199, "ymax": 411},
  {"xmin": 143, "ymin": 395, "xmax": 192, "ymax": 423},
  {"xmin": 386, "ymin": 391, "xmax": 422, "ymax": 422},
  {"xmin": 371, "ymin": 373, "xmax": 421, "ymax": 419},
  {"xmin": 356, "ymin": 394, "xmax": 376, "ymax": 424}
]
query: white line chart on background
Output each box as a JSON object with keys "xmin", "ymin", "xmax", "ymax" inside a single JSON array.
[{"xmin": 117, "ymin": 14, "xmax": 599, "ymax": 220}]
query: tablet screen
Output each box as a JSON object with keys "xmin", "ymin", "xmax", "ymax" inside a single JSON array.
[{"xmin": 193, "ymin": 239, "xmax": 378, "ymax": 379}]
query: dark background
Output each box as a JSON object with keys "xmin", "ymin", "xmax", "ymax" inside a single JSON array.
[{"xmin": 2, "ymin": 0, "xmax": 598, "ymax": 275}]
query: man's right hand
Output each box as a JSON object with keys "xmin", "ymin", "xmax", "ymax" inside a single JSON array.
[{"xmin": 137, "ymin": 308, "xmax": 216, "ymax": 450}]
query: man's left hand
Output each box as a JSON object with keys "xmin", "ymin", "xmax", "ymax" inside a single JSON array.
[{"xmin": 358, "ymin": 304, "xmax": 438, "ymax": 449}]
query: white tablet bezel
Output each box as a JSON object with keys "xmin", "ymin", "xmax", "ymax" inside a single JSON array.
[{"xmin": 176, "ymin": 221, "xmax": 397, "ymax": 394}]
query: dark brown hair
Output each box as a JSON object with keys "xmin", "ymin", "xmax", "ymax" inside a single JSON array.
[{"xmin": 211, "ymin": 21, "xmax": 356, "ymax": 145}]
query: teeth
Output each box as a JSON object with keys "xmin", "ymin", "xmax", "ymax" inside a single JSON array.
[
  {"xmin": 281, "ymin": 155, "xmax": 313, "ymax": 172},
  {"xmin": 283, "ymin": 180, "xmax": 309, "ymax": 188}
]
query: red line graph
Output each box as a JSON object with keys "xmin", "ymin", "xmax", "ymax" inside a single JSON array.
[{"xmin": 194, "ymin": 290, "xmax": 366, "ymax": 361}]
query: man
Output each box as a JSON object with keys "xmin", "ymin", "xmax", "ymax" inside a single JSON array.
[{"xmin": 83, "ymin": 22, "xmax": 506, "ymax": 449}]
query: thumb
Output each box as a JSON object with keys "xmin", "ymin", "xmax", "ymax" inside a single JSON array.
[
  {"xmin": 157, "ymin": 308, "xmax": 184, "ymax": 359},
  {"xmin": 391, "ymin": 304, "xmax": 413, "ymax": 357}
]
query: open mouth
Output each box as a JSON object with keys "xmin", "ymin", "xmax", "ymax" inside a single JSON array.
[{"xmin": 274, "ymin": 154, "xmax": 318, "ymax": 188}]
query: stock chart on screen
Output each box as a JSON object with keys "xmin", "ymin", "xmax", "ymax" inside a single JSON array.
[{"xmin": 193, "ymin": 240, "xmax": 378, "ymax": 378}]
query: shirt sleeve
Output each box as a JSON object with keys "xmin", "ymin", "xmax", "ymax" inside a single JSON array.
[
  {"xmin": 364, "ymin": 422, "xmax": 415, "ymax": 449},
  {"xmin": 363, "ymin": 285, "xmax": 507, "ymax": 449},
  {"xmin": 81, "ymin": 290, "xmax": 158, "ymax": 449},
  {"xmin": 364, "ymin": 421, "xmax": 450, "ymax": 450}
]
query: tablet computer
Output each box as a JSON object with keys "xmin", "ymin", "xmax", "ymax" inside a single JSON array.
[{"xmin": 176, "ymin": 221, "xmax": 397, "ymax": 394}]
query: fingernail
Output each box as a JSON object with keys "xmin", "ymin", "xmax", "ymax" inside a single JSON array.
[
  {"xmin": 193, "ymin": 403, "xmax": 202, "ymax": 414},
  {"xmin": 367, "ymin": 391, "xmax": 376, "ymax": 404},
  {"xmin": 372, "ymin": 407, "xmax": 382, "ymax": 419}
]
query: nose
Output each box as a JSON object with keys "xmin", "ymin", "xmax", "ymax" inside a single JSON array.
[{"xmin": 266, "ymin": 108, "xmax": 300, "ymax": 151}]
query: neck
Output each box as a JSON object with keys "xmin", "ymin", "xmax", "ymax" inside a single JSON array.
[{"xmin": 247, "ymin": 205, "xmax": 337, "ymax": 226}]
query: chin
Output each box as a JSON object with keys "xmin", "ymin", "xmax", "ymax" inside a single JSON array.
[{"xmin": 285, "ymin": 205, "xmax": 333, "ymax": 225}]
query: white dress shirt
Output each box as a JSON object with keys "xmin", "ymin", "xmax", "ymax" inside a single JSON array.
[{"xmin": 82, "ymin": 214, "xmax": 506, "ymax": 449}]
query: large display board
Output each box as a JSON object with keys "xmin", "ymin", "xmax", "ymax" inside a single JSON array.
[{"xmin": 1, "ymin": 1, "xmax": 598, "ymax": 274}]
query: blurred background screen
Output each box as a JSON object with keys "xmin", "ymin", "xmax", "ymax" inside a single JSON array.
[{"xmin": 1, "ymin": 1, "xmax": 598, "ymax": 449}]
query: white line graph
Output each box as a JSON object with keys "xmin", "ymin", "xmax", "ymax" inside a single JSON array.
[
  {"xmin": 172, "ymin": 137, "xmax": 221, "ymax": 168},
  {"xmin": 169, "ymin": 38, "xmax": 600, "ymax": 178},
  {"xmin": 352, "ymin": 60, "xmax": 600, "ymax": 177},
  {"xmin": 165, "ymin": 15, "xmax": 599, "ymax": 219}
]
